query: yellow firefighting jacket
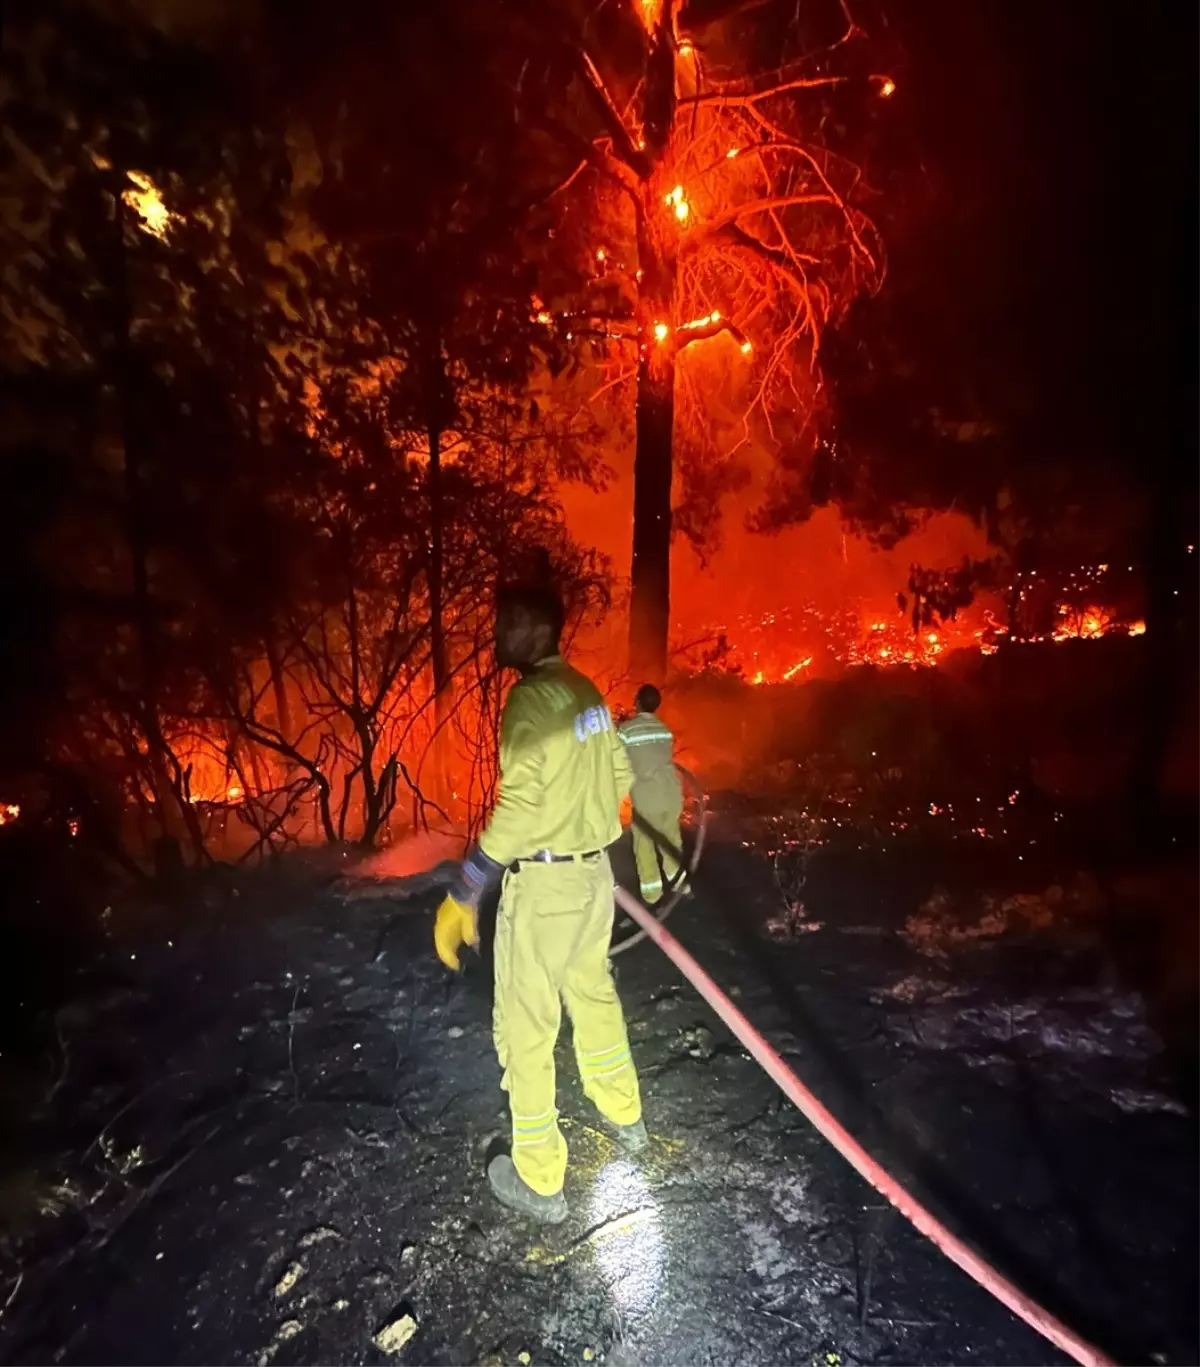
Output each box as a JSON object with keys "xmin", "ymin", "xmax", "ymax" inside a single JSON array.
[
  {"xmin": 617, "ymin": 710, "xmax": 683, "ymax": 808},
  {"xmin": 477, "ymin": 656, "xmax": 634, "ymax": 866}
]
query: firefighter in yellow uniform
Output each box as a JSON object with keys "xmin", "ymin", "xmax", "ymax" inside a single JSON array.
[
  {"xmin": 433, "ymin": 585, "xmax": 646, "ymax": 1223},
  {"xmin": 618, "ymin": 684, "xmax": 687, "ymax": 904}
]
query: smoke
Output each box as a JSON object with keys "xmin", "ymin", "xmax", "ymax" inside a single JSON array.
[
  {"xmin": 355, "ymin": 829, "xmax": 464, "ymax": 881},
  {"xmin": 559, "ymin": 468, "xmax": 992, "ymax": 645},
  {"xmin": 676, "ymin": 505, "xmax": 992, "ymax": 625}
]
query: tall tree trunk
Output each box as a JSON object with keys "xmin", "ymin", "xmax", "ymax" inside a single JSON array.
[
  {"xmin": 630, "ymin": 334, "xmax": 675, "ymax": 683},
  {"xmin": 428, "ymin": 419, "xmax": 448, "ymax": 705},
  {"xmin": 422, "ymin": 325, "xmax": 458, "ymax": 811},
  {"xmin": 265, "ymin": 634, "xmax": 292, "ymax": 743},
  {"xmin": 628, "ymin": 0, "xmax": 678, "ymax": 684},
  {"xmin": 314, "ymin": 774, "xmax": 337, "ymax": 845},
  {"xmin": 109, "ymin": 175, "xmax": 205, "ymax": 862},
  {"xmin": 427, "ymin": 415, "xmax": 455, "ymax": 809}
]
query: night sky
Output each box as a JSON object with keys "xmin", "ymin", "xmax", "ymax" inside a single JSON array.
[{"xmin": 888, "ymin": 0, "xmax": 1196, "ymax": 468}]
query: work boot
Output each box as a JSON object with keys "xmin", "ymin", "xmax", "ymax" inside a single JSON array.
[
  {"xmin": 487, "ymin": 1154, "xmax": 568, "ymax": 1224},
  {"xmin": 612, "ymin": 1118, "xmax": 648, "ymax": 1154}
]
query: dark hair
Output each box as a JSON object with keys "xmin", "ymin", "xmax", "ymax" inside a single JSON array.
[
  {"xmin": 494, "ymin": 584, "xmax": 565, "ymax": 669},
  {"xmin": 635, "ymin": 683, "xmax": 661, "ymax": 713},
  {"xmin": 496, "ymin": 584, "xmax": 564, "ymax": 641}
]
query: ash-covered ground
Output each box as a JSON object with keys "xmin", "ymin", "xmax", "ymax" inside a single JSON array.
[{"xmin": 0, "ymin": 820, "xmax": 1194, "ymax": 1367}]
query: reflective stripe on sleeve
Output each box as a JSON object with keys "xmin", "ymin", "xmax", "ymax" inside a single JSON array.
[{"xmin": 621, "ymin": 730, "xmax": 674, "ymax": 746}]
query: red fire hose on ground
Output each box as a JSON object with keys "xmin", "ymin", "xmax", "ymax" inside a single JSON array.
[{"xmin": 612, "ymin": 882, "xmax": 1117, "ymax": 1367}]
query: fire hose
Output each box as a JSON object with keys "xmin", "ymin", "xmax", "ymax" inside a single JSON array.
[{"xmin": 612, "ymin": 879, "xmax": 1116, "ymax": 1367}]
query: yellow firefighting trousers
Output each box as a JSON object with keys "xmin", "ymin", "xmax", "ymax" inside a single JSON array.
[
  {"xmin": 493, "ymin": 852, "xmax": 642, "ymax": 1195},
  {"xmin": 631, "ymin": 795, "xmax": 684, "ymax": 903}
]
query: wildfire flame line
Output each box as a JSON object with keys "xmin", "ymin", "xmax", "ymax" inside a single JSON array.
[{"xmin": 708, "ymin": 600, "xmax": 1147, "ymax": 685}]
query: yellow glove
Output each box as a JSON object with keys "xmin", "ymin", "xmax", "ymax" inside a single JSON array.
[{"xmin": 434, "ymin": 894, "xmax": 478, "ymax": 971}]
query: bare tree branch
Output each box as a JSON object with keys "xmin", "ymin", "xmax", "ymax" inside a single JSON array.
[
  {"xmin": 681, "ymin": 73, "xmax": 848, "ymax": 107},
  {"xmin": 529, "ymin": 112, "xmax": 642, "ymax": 202},
  {"xmin": 684, "ymin": 193, "xmax": 836, "ymax": 244},
  {"xmin": 675, "ymin": 315, "xmax": 749, "ymax": 352},
  {"xmin": 743, "ymin": 117, "xmax": 880, "ymax": 272},
  {"xmin": 575, "ymin": 48, "xmax": 653, "ymax": 177},
  {"xmin": 529, "ymin": 158, "xmax": 588, "ymax": 207}
]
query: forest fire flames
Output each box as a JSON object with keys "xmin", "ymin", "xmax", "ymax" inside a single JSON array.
[
  {"xmin": 704, "ymin": 593, "xmax": 1146, "ymax": 685},
  {"xmin": 5, "ymin": 0, "xmax": 1184, "ymax": 889}
]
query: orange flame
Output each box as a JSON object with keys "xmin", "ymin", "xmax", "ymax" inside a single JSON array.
[
  {"xmin": 123, "ymin": 171, "xmax": 173, "ymax": 239},
  {"xmin": 637, "ymin": 0, "xmax": 663, "ymax": 31},
  {"xmin": 665, "ymin": 184, "xmax": 689, "ymax": 222},
  {"xmin": 713, "ymin": 590, "xmax": 1144, "ymax": 685}
]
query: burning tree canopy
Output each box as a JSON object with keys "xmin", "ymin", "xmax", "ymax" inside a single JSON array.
[{"xmin": 494, "ymin": 0, "xmax": 891, "ymax": 677}]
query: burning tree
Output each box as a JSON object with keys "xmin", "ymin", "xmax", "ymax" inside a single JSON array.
[{"xmin": 507, "ymin": 0, "xmax": 888, "ymax": 677}]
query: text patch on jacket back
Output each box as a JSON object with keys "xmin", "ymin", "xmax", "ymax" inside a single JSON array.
[{"xmin": 573, "ymin": 705, "xmax": 613, "ymax": 743}]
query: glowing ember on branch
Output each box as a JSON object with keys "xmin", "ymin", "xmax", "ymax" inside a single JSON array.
[
  {"xmin": 653, "ymin": 321, "xmax": 670, "ymax": 342},
  {"xmin": 782, "ymin": 656, "xmax": 814, "ymax": 680},
  {"xmin": 878, "ymin": 76, "xmax": 897, "ymax": 97},
  {"xmin": 0, "ymin": 803, "xmax": 19, "ymax": 826},
  {"xmin": 123, "ymin": 170, "xmax": 174, "ymax": 239},
  {"xmin": 665, "ymin": 184, "xmax": 690, "ymax": 222},
  {"xmin": 637, "ymin": 0, "xmax": 662, "ymax": 29}
]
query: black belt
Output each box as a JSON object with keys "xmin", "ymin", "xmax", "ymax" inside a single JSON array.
[{"xmin": 509, "ymin": 849, "xmax": 602, "ymax": 873}]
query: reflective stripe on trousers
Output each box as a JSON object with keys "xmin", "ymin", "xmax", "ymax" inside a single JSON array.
[{"xmin": 493, "ymin": 853, "xmax": 642, "ymax": 1196}]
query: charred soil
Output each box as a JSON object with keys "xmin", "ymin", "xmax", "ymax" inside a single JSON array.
[{"xmin": 0, "ymin": 826, "xmax": 1194, "ymax": 1367}]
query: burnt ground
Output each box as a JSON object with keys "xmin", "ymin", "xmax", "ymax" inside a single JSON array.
[{"xmin": 0, "ymin": 825, "xmax": 1195, "ymax": 1367}]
